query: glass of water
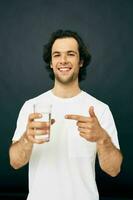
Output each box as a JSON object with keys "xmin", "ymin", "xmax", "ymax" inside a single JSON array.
[{"xmin": 33, "ymin": 103, "xmax": 52, "ymax": 142}]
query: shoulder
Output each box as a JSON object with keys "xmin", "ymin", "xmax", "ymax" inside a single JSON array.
[
  {"xmin": 82, "ymin": 91, "xmax": 108, "ymax": 109},
  {"xmin": 81, "ymin": 91, "xmax": 110, "ymax": 120},
  {"xmin": 20, "ymin": 90, "xmax": 52, "ymax": 112},
  {"xmin": 25, "ymin": 90, "xmax": 51, "ymax": 104}
]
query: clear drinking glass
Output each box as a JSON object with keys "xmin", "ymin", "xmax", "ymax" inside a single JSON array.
[{"xmin": 33, "ymin": 103, "xmax": 52, "ymax": 142}]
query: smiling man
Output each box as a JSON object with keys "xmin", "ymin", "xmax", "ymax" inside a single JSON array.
[
  {"xmin": 9, "ymin": 29, "xmax": 123, "ymax": 200},
  {"xmin": 51, "ymin": 37, "xmax": 82, "ymax": 85}
]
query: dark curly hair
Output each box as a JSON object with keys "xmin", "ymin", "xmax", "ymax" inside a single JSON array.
[{"xmin": 43, "ymin": 29, "xmax": 91, "ymax": 81}]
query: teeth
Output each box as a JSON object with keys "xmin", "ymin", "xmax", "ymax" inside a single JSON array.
[{"xmin": 59, "ymin": 68, "xmax": 70, "ymax": 71}]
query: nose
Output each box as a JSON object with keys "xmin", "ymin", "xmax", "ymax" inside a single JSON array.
[{"xmin": 60, "ymin": 53, "xmax": 67, "ymax": 64}]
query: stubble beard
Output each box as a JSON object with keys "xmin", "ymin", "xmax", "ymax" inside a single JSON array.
[{"xmin": 54, "ymin": 71, "xmax": 79, "ymax": 85}]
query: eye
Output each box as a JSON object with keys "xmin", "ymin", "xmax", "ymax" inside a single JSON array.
[
  {"xmin": 53, "ymin": 54, "xmax": 60, "ymax": 57},
  {"xmin": 68, "ymin": 53, "xmax": 75, "ymax": 56}
]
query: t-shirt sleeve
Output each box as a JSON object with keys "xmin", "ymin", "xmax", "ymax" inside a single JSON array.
[
  {"xmin": 12, "ymin": 101, "xmax": 33, "ymax": 142},
  {"xmin": 99, "ymin": 106, "xmax": 120, "ymax": 149}
]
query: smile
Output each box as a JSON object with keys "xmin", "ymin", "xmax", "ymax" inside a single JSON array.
[{"xmin": 58, "ymin": 67, "xmax": 72, "ymax": 72}]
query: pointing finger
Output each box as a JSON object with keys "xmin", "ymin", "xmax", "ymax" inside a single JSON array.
[{"xmin": 65, "ymin": 114, "xmax": 89, "ymax": 122}]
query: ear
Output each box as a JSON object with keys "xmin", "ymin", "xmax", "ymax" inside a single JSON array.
[{"xmin": 79, "ymin": 60, "xmax": 83, "ymax": 68}]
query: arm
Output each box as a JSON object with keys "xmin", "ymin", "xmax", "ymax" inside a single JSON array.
[
  {"xmin": 96, "ymin": 129, "xmax": 123, "ymax": 176},
  {"xmin": 65, "ymin": 106, "xmax": 123, "ymax": 177},
  {"xmin": 9, "ymin": 113, "xmax": 54, "ymax": 169},
  {"xmin": 9, "ymin": 133, "xmax": 33, "ymax": 169}
]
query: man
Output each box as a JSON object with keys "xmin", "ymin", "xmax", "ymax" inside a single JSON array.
[{"xmin": 9, "ymin": 29, "xmax": 123, "ymax": 200}]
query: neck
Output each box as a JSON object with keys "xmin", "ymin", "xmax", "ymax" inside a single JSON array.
[{"xmin": 52, "ymin": 80, "xmax": 81, "ymax": 98}]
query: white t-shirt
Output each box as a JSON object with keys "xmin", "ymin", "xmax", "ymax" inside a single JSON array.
[{"xmin": 12, "ymin": 90, "xmax": 120, "ymax": 200}]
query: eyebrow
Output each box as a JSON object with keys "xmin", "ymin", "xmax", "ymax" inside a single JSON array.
[{"xmin": 52, "ymin": 50, "xmax": 78, "ymax": 55}]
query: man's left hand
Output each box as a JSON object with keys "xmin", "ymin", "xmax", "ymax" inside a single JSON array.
[{"xmin": 65, "ymin": 106, "xmax": 108, "ymax": 143}]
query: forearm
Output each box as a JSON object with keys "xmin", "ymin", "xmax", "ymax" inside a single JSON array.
[
  {"xmin": 9, "ymin": 133, "xmax": 33, "ymax": 169},
  {"xmin": 97, "ymin": 132, "xmax": 123, "ymax": 177}
]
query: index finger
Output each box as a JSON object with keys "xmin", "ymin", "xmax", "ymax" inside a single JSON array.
[
  {"xmin": 65, "ymin": 114, "xmax": 89, "ymax": 122},
  {"xmin": 28, "ymin": 113, "xmax": 42, "ymax": 122}
]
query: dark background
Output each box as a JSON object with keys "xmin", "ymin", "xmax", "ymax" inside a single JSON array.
[{"xmin": 0, "ymin": 0, "xmax": 133, "ymax": 199}]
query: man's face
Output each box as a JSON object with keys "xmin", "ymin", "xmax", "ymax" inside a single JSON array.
[{"xmin": 51, "ymin": 37, "xmax": 83, "ymax": 84}]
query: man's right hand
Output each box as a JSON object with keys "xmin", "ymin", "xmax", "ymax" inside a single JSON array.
[{"xmin": 25, "ymin": 113, "xmax": 55, "ymax": 144}]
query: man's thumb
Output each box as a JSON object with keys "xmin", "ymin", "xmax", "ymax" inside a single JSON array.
[{"xmin": 89, "ymin": 106, "xmax": 96, "ymax": 118}]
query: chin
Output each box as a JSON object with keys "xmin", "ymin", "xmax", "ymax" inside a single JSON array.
[{"xmin": 55, "ymin": 72, "xmax": 78, "ymax": 83}]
